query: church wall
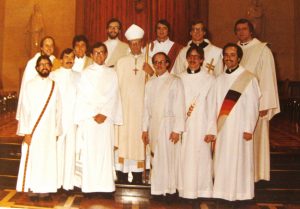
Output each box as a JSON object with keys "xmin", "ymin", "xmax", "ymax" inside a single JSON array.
[
  {"xmin": 295, "ymin": 1, "xmax": 300, "ymax": 79},
  {"xmin": 208, "ymin": 0, "xmax": 296, "ymax": 80},
  {"xmin": 1, "ymin": 0, "xmax": 76, "ymax": 92},
  {"xmin": 0, "ymin": 1, "xmax": 6, "ymax": 89}
]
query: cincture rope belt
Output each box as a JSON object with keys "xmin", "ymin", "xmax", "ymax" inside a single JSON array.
[{"xmin": 22, "ymin": 81, "xmax": 55, "ymax": 192}]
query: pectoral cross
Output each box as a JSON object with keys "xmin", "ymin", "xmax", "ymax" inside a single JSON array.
[
  {"xmin": 133, "ymin": 68, "xmax": 138, "ymax": 75},
  {"xmin": 206, "ymin": 58, "xmax": 215, "ymax": 74}
]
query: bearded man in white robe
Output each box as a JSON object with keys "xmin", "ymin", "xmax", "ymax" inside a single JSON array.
[
  {"xmin": 72, "ymin": 35, "xmax": 93, "ymax": 73},
  {"xmin": 178, "ymin": 46, "xmax": 216, "ymax": 208},
  {"xmin": 74, "ymin": 42, "xmax": 122, "ymax": 194},
  {"xmin": 235, "ymin": 18, "xmax": 280, "ymax": 182},
  {"xmin": 172, "ymin": 20, "xmax": 223, "ymax": 76},
  {"xmin": 142, "ymin": 52, "xmax": 185, "ymax": 196},
  {"xmin": 17, "ymin": 36, "xmax": 60, "ymax": 123},
  {"xmin": 50, "ymin": 48, "xmax": 80, "ymax": 190},
  {"xmin": 17, "ymin": 55, "xmax": 61, "ymax": 201},
  {"xmin": 115, "ymin": 24, "xmax": 154, "ymax": 184},
  {"xmin": 213, "ymin": 43, "xmax": 260, "ymax": 202},
  {"xmin": 104, "ymin": 18, "xmax": 129, "ymax": 68}
]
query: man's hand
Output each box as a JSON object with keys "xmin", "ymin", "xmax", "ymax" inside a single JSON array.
[
  {"xmin": 93, "ymin": 114, "xmax": 107, "ymax": 124},
  {"xmin": 243, "ymin": 132, "xmax": 253, "ymax": 141},
  {"xmin": 142, "ymin": 131, "xmax": 149, "ymax": 145},
  {"xmin": 169, "ymin": 132, "xmax": 180, "ymax": 144},
  {"xmin": 259, "ymin": 110, "xmax": 268, "ymax": 117},
  {"xmin": 143, "ymin": 63, "xmax": 154, "ymax": 76},
  {"xmin": 24, "ymin": 134, "xmax": 32, "ymax": 145},
  {"xmin": 204, "ymin": 134, "xmax": 216, "ymax": 143}
]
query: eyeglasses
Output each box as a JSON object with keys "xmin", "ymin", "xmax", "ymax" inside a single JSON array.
[
  {"xmin": 153, "ymin": 60, "xmax": 167, "ymax": 65},
  {"xmin": 93, "ymin": 51, "xmax": 106, "ymax": 56},
  {"xmin": 191, "ymin": 27, "xmax": 203, "ymax": 32},
  {"xmin": 38, "ymin": 63, "xmax": 51, "ymax": 67}
]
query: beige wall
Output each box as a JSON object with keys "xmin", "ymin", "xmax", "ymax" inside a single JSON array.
[
  {"xmin": 209, "ymin": 0, "xmax": 297, "ymax": 80},
  {"xmin": 0, "ymin": 0, "xmax": 76, "ymax": 92}
]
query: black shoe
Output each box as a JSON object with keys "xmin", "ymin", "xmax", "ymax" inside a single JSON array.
[
  {"xmin": 132, "ymin": 172, "xmax": 143, "ymax": 185},
  {"xmin": 116, "ymin": 171, "xmax": 129, "ymax": 184},
  {"xmin": 29, "ymin": 196, "xmax": 39, "ymax": 202}
]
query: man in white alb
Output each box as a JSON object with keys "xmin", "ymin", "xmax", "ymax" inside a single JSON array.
[
  {"xmin": 74, "ymin": 42, "xmax": 122, "ymax": 194},
  {"xmin": 173, "ymin": 20, "xmax": 223, "ymax": 76},
  {"xmin": 234, "ymin": 18, "xmax": 280, "ymax": 182},
  {"xmin": 142, "ymin": 52, "xmax": 185, "ymax": 196},
  {"xmin": 50, "ymin": 48, "xmax": 80, "ymax": 191}
]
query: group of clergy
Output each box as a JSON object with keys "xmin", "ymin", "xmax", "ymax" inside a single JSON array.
[{"xmin": 15, "ymin": 17, "xmax": 280, "ymax": 206}]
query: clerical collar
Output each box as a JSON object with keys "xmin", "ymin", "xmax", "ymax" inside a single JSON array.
[
  {"xmin": 187, "ymin": 68, "xmax": 201, "ymax": 74},
  {"xmin": 240, "ymin": 39, "xmax": 252, "ymax": 46},
  {"xmin": 225, "ymin": 65, "xmax": 239, "ymax": 74},
  {"xmin": 190, "ymin": 41, "xmax": 208, "ymax": 49},
  {"xmin": 76, "ymin": 55, "xmax": 85, "ymax": 60}
]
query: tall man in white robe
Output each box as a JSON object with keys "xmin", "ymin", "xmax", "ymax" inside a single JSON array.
[
  {"xmin": 235, "ymin": 18, "xmax": 280, "ymax": 182},
  {"xmin": 72, "ymin": 35, "xmax": 93, "ymax": 73},
  {"xmin": 145, "ymin": 19, "xmax": 183, "ymax": 71},
  {"xmin": 213, "ymin": 43, "xmax": 260, "ymax": 201},
  {"xmin": 177, "ymin": 46, "xmax": 216, "ymax": 208},
  {"xmin": 115, "ymin": 24, "xmax": 154, "ymax": 184},
  {"xmin": 50, "ymin": 48, "xmax": 80, "ymax": 190},
  {"xmin": 74, "ymin": 42, "xmax": 122, "ymax": 193},
  {"xmin": 172, "ymin": 20, "xmax": 223, "ymax": 76},
  {"xmin": 17, "ymin": 55, "xmax": 61, "ymax": 200},
  {"xmin": 142, "ymin": 52, "xmax": 185, "ymax": 196},
  {"xmin": 104, "ymin": 18, "xmax": 129, "ymax": 68},
  {"xmin": 17, "ymin": 36, "xmax": 60, "ymax": 123}
]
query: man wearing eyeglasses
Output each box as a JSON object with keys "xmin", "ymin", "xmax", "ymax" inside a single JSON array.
[
  {"xmin": 104, "ymin": 18, "xmax": 129, "ymax": 68},
  {"xmin": 73, "ymin": 42, "xmax": 122, "ymax": 195},
  {"xmin": 178, "ymin": 46, "xmax": 217, "ymax": 208},
  {"xmin": 172, "ymin": 20, "xmax": 223, "ymax": 77},
  {"xmin": 142, "ymin": 52, "xmax": 185, "ymax": 199},
  {"xmin": 16, "ymin": 55, "xmax": 62, "ymax": 201}
]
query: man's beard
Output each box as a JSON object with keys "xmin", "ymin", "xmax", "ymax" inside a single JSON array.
[
  {"xmin": 108, "ymin": 32, "xmax": 118, "ymax": 39},
  {"xmin": 37, "ymin": 70, "xmax": 50, "ymax": 78}
]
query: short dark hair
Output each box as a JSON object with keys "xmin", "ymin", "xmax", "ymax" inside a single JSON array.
[
  {"xmin": 190, "ymin": 20, "xmax": 207, "ymax": 33},
  {"xmin": 72, "ymin": 35, "xmax": 89, "ymax": 49},
  {"xmin": 40, "ymin": 36, "xmax": 55, "ymax": 48},
  {"xmin": 91, "ymin": 42, "xmax": 107, "ymax": 53},
  {"xmin": 60, "ymin": 48, "xmax": 74, "ymax": 59},
  {"xmin": 155, "ymin": 19, "xmax": 171, "ymax": 34},
  {"xmin": 36, "ymin": 55, "xmax": 52, "ymax": 68},
  {"xmin": 186, "ymin": 45, "xmax": 204, "ymax": 59},
  {"xmin": 222, "ymin": 43, "xmax": 243, "ymax": 60},
  {"xmin": 234, "ymin": 18, "xmax": 255, "ymax": 35},
  {"xmin": 152, "ymin": 52, "xmax": 171, "ymax": 69},
  {"xmin": 106, "ymin": 18, "xmax": 122, "ymax": 30}
]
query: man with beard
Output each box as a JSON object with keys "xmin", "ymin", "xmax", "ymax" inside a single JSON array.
[
  {"xmin": 104, "ymin": 18, "xmax": 129, "ymax": 68},
  {"xmin": 234, "ymin": 18, "xmax": 280, "ymax": 182},
  {"xmin": 16, "ymin": 55, "xmax": 62, "ymax": 201},
  {"xmin": 17, "ymin": 36, "xmax": 60, "ymax": 123},
  {"xmin": 50, "ymin": 48, "xmax": 80, "ymax": 191},
  {"xmin": 172, "ymin": 20, "xmax": 223, "ymax": 76},
  {"xmin": 72, "ymin": 35, "xmax": 93, "ymax": 73}
]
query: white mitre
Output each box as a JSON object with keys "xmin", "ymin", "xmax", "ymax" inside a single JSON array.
[{"xmin": 125, "ymin": 24, "xmax": 144, "ymax": 40}]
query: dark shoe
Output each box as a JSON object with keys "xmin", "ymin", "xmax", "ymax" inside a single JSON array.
[
  {"xmin": 41, "ymin": 195, "xmax": 53, "ymax": 202},
  {"xmin": 116, "ymin": 171, "xmax": 129, "ymax": 184},
  {"xmin": 29, "ymin": 196, "xmax": 39, "ymax": 202},
  {"xmin": 132, "ymin": 172, "xmax": 143, "ymax": 185}
]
